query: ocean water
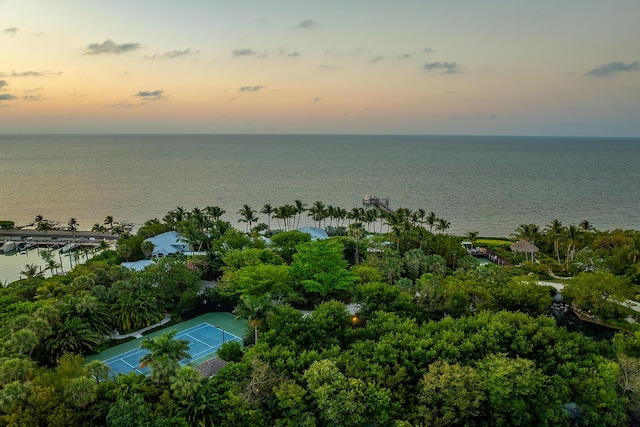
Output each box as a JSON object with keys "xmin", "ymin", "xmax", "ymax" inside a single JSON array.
[{"xmin": 0, "ymin": 134, "xmax": 639, "ymax": 239}]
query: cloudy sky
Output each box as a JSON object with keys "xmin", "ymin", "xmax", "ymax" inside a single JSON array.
[{"xmin": 0, "ymin": 0, "xmax": 638, "ymax": 136}]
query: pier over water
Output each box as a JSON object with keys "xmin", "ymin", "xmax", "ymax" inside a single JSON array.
[{"xmin": 363, "ymin": 195, "xmax": 395, "ymax": 214}]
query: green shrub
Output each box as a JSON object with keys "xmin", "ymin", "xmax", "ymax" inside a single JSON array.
[{"xmin": 217, "ymin": 340, "xmax": 243, "ymax": 362}]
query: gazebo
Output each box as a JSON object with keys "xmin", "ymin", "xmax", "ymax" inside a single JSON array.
[{"xmin": 510, "ymin": 240, "xmax": 539, "ymax": 263}]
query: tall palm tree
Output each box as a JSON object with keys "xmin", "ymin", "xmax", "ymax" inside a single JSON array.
[
  {"xmin": 308, "ymin": 201, "xmax": 326, "ymax": 228},
  {"xmin": 545, "ymin": 219, "xmax": 565, "ymax": 266},
  {"xmin": 425, "ymin": 211, "xmax": 437, "ymax": 233},
  {"xmin": 283, "ymin": 204, "xmax": 298, "ymax": 231},
  {"xmin": 261, "ymin": 203, "xmax": 274, "ymax": 231},
  {"xmin": 385, "ymin": 212, "xmax": 408, "ymax": 251},
  {"xmin": 565, "ymin": 224, "xmax": 582, "ymax": 271},
  {"xmin": 334, "ymin": 207, "xmax": 348, "ymax": 228},
  {"xmin": 233, "ymin": 294, "xmax": 273, "ymax": 344},
  {"xmin": 45, "ymin": 258, "xmax": 62, "ymax": 276},
  {"xmin": 67, "ymin": 217, "xmax": 79, "ymax": 238},
  {"xmin": 364, "ymin": 208, "xmax": 379, "ymax": 232},
  {"xmin": 294, "ymin": 199, "xmax": 307, "ymax": 228},
  {"xmin": 237, "ymin": 205, "xmax": 258, "ymax": 232},
  {"xmin": 349, "ymin": 222, "xmax": 365, "ymax": 264},
  {"xmin": 348, "ymin": 207, "xmax": 365, "ymax": 225}
]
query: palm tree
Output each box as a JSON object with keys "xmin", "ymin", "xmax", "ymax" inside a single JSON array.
[
  {"xmin": 425, "ymin": 211, "xmax": 437, "ymax": 233},
  {"xmin": 466, "ymin": 231, "xmax": 479, "ymax": 249},
  {"xmin": 294, "ymin": 199, "xmax": 307, "ymax": 228},
  {"xmin": 565, "ymin": 224, "xmax": 581, "ymax": 271},
  {"xmin": 0, "ymin": 382, "xmax": 31, "ymax": 412},
  {"xmin": 20, "ymin": 264, "xmax": 43, "ymax": 280},
  {"xmin": 261, "ymin": 203, "xmax": 274, "ymax": 231},
  {"xmin": 84, "ymin": 360, "xmax": 112, "ymax": 384},
  {"xmin": 170, "ymin": 366, "xmax": 202, "ymax": 401},
  {"xmin": 545, "ymin": 219, "xmax": 565, "ymax": 266},
  {"xmin": 579, "ymin": 219, "xmax": 595, "ymax": 233},
  {"xmin": 436, "ymin": 218, "xmax": 451, "ymax": 234},
  {"xmin": 334, "ymin": 207, "xmax": 348, "ymax": 228},
  {"xmin": 364, "ymin": 208, "xmax": 379, "ymax": 232},
  {"xmin": 115, "ymin": 290, "xmax": 161, "ymax": 332},
  {"xmin": 6, "ymin": 329, "xmax": 39, "ymax": 357},
  {"xmin": 141, "ymin": 240, "xmax": 155, "ymax": 259},
  {"xmin": 237, "ymin": 205, "xmax": 258, "ymax": 232},
  {"xmin": 67, "ymin": 217, "xmax": 79, "ymax": 238},
  {"xmin": 308, "ymin": 201, "xmax": 326, "ymax": 228},
  {"xmin": 348, "ymin": 207, "xmax": 365, "ymax": 225},
  {"xmin": 91, "ymin": 223, "xmax": 106, "ymax": 232},
  {"xmin": 629, "ymin": 234, "xmax": 640, "ymax": 265},
  {"xmin": 177, "ymin": 220, "xmax": 207, "ymax": 252},
  {"xmin": 45, "ymin": 317, "xmax": 103, "ymax": 360},
  {"xmin": 103, "ymin": 215, "xmax": 115, "ymax": 231},
  {"xmin": 511, "ymin": 223, "xmax": 540, "ymax": 263},
  {"xmin": 139, "ymin": 330, "xmax": 191, "ymax": 384},
  {"xmin": 385, "ymin": 212, "xmax": 407, "ymax": 251},
  {"xmin": 64, "ymin": 376, "xmax": 98, "ymax": 408},
  {"xmin": 349, "ymin": 222, "xmax": 365, "ymax": 264},
  {"xmin": 36, "ymin": 220, "xmax": 53, "ymax": 234},
  {"xmin": 205, "ymin": 205, "xmax": 226, "ymax": 222},
  {"xmin": 116, "ymin": 243, "xmax": 132, "ymax": 261},
  {"xmin": 45, "ymin": 258, "xmax": 62, "ymax": 276},
  {"xmin": 233, "ymin": 294, "xmax": 274, "ymax": 344}
]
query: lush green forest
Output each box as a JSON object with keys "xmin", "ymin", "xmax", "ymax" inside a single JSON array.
[{"xmin": 1, "ymin": 203, "xmax": 640, "ymax": 426}]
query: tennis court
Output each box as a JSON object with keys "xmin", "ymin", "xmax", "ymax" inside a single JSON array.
[{"xmin": 102, "ymin": 322, "xmax": 242, "ymax": 376}]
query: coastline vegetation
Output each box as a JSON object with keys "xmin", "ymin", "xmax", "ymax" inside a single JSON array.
[{"xmin": 1, "ymin": 203, "xmax": 640, "ymax": 425}]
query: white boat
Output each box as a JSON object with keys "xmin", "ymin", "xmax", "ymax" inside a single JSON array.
[{"xmin": 0, "ymin": 241, "xmax": 17, "ymax": 253}]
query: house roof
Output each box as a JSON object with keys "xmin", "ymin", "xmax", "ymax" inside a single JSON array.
[
  {"xmin": 296, "ymin": 226, "xmax": 329, "ymax": 240},
  {"xmin": 145, "ymin": 231, "xmax": 190, "ymax": 256},
  {"xmin": 196, "ymin": 358, "xmax": 228, "ymax": 377},
  {"xmin": 121, "ymin": 260, "xmax": 154, "ymax": 271}
]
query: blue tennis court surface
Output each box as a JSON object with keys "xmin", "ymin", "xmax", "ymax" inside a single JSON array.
[{"xmin": 102, "ymin": 322, "xmax": 242, "ymax": 376}]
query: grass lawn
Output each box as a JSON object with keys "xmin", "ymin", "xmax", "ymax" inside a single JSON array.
[{"xmin": 476, "ymin": 238, "xmax": 513, "ymax": 246}]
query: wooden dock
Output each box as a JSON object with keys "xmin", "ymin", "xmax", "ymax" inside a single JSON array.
[{"xmin": 363, "ymin": 195, "xmax": 395, "ymax": 214}]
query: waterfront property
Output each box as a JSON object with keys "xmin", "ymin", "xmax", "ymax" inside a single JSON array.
[{"xmin": 144, "ymin": 231, "xmax": 207, "ymax": 257}]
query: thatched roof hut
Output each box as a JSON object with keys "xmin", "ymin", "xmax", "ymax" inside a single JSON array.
[{"xmin": 510, "ymin": 240, "xmax": 539, "ymax": 253}]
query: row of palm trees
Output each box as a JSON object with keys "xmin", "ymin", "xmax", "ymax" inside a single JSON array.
[{"xmin": 237, "ymin": 200, "xmax": 452, "ymax": 235}]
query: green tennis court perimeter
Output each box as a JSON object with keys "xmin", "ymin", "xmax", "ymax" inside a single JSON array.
[{"xmin": 86, "ymin": 312, "xmax": 247, "ymax": 376}]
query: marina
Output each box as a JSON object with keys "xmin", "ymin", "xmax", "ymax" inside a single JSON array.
[{"xmin": 0, "ymin": 229, "xmax": 117, "ymax": 284}]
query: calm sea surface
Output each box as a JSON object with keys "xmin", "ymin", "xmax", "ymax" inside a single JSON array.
[{"xmin": 1, "ymin": 134, "xmax": 639, "ymax": 282}]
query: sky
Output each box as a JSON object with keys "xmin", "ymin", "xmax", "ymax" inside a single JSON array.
[{"xmin": 0, "ymin": 0, "xmax": 639, "ymax": 136}]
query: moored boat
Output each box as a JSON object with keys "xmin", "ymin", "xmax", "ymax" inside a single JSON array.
[{"xmin": 0, "ymin": 241, "xmax": 17, "ymax": 253}]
